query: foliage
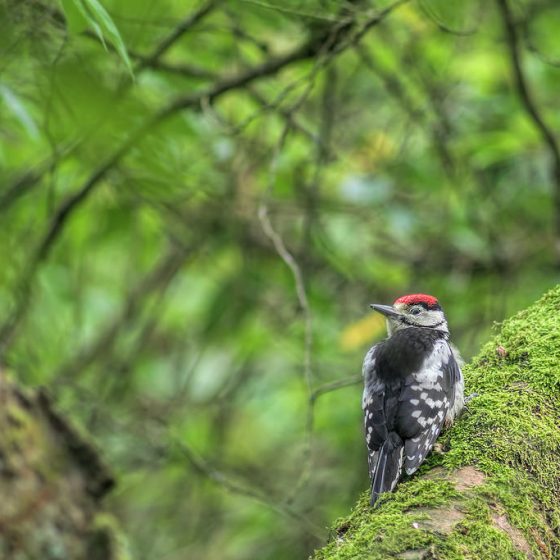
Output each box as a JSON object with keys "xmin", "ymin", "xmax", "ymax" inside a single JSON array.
[{"xmin": 1, "ymin": 0, "xmax": 560, "ymax": 558}]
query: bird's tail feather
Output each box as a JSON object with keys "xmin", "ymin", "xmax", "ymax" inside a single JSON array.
[{"xmin": 370, "ymin": 432, "xmax": 404, "ymax": 507}]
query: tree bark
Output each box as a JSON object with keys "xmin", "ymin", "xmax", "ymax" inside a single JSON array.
[
  {"xmin": 0, "ymin": 371, "xmax": 126, "ymax": 560},
  {"xmin": 313, "ymin": 287, "xmax": 560, "ymax": 560}
]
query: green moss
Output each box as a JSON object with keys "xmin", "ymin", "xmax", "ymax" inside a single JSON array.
[
  {"xmin": 0, "ymin": 376, "xmax": 122, "ymax": 560},
  {"xmin": 427, "ymin": 497, "xmax": 528, "ymax": 560},
  {"xmin": 87, "ymin": 514, "xmax": 131, "ymax": 560},
  {"xmin": 313, "ymin": 285, "xmax": 560, "ymax": 559}
]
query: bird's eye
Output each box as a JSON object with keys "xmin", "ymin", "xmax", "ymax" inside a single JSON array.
[{"xmin": 410, "ymin": 307, "xmax": 422, "ymax": 315}]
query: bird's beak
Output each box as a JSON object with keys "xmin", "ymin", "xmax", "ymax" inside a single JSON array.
[{"xmin": 370, "ymin": 304, "xmax": 402, "ymax": 319}]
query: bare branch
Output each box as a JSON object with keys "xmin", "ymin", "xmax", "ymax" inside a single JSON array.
[
  {"xmin": 170, "ymin": 437, "xmax": 325, "ymax": 540},
  {"xmin": 0, "ymin": 138, "xmax": 79, "ymax": 214},
  {"xmin": 0, "ymin": 161, "xmax": 53, "ymax": 213},
  {"xmin": 310, "ymin": 375, "xmax": 362, "ymax": 403},
  {"xmin": 355, "ymin": 43, "xmax": 458, "ymax": 180},
  {"xmin": 247, "ymin": 86, "xmax": 322, "ymax": 147},
  {"xmin": 258, "ymin": 116, "xmax": 315, "ymax": 505},
  {"xmin": 135, "ymin": 0, "xmax": 222, "ymax": 72},
  {"xmin": 52, "ymin": 243, "xmax": 191, "ymax": 385},
  {"xmin": 258, "ymin": 133, "xmax": 313, "ymax": 391},
  {"xmin": 133, "ymin": 58, "xmax": 217, "ymax": 80},
  {"xmin": 418, "ymin": 0, "xmax": 479, "ymax": 36},
  {"xmin": 234, "ymin": 0, "xmax": 340, "ymax": 22}
]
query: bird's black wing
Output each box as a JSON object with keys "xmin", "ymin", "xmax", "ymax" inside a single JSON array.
[
  {"xmin": 362, "ymin": 346, "xmax": 386, "ymax": 461},
  {"xmin": 362, "ymin": 345, "xmax": 405, "ymax": 502},
  {"xmin": 444, "ymin": 350, "xmax": 462, "ymax": 412},
  {"xmin": 395, "ymin": 340, "xmax": 457, "ymax": 475}
]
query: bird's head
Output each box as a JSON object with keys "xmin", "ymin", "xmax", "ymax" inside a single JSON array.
[{"xmin": 370, "ymin": 294, "xmax": 448, "ymax": 336}]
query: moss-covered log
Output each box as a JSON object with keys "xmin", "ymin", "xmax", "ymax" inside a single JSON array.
[
  {"xmin": 313, "ymin": 287, "xmax": 560, "ymax": 560},
  {"xmin": 0, "ymin": 371, "xmax": 127, "ymax": 560}
]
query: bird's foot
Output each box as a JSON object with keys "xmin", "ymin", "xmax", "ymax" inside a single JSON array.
[
  {"xmin": 463, "ymin": 392, "xmax": 478, "ymax": 413},
  {"xmin": 465, "ymin": 392, "xmax": 478, "ymax": 404},
  {"xmin": 433, "ymin": 442, "xmax": 446, "ymax": 455}
]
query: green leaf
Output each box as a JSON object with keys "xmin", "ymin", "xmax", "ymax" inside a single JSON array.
[
  {"xmin": 58, "ymin": 0, "xmax": 89, "ymax": 33},
  {"xmin": 0, "ymin": 84, "xmax": 39, "ymax": 138},
  {"xmin": 58, "ymin": 0, "xmax": 134, "ymax": 77}
]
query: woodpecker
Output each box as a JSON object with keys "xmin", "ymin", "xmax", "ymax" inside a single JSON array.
[{"xmin": 362, "ymin": 294, "xmax": 464, "ymax": 506}]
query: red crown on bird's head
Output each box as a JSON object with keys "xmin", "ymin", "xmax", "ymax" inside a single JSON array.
[{"xmin": 394, "ymin": 294, "xmax": 440, "ymax": 309}]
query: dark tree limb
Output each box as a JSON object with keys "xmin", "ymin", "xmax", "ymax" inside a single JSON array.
[
  {"xmin": 52, "ymin": 242, "xmax": 192, "ymax": 385},
  {"xmin": 0, "ymin": 371, "xmax": 122, "ymax": 559},
  {"xmin": 134, "ymin": 0, "xmax": 222, "ymax": 72},
  {"xmin": 497, "ymin": 0, "xmax": 560, "ymax": 262}
]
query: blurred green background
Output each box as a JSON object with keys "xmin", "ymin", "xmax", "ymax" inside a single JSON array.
[{"xmin": 1, "ymin": 0, "xmax": 560, "ymax": 558}]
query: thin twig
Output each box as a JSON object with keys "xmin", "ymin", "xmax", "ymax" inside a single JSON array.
[
  {"xmin": 0, "ymin": 139, "xmax": 78, "ymax": 214},
  {"xmin": 170, "ymin": 437, "xmax": 325, "ymax": 539},
  {"xmin": 52, "ymin": 244, "xmax": 190, "ymax": 385},
  {"xmin": 234, "ymin": 0, "xmax": 339, "ymax": 22},
  {"xmin": 303, "ymin": 64, "xmax": 336, "ymax": 248},
  {"xmin": 348, "ymin": 0, "xmax": 409, "ymax": 46},
  {"xmin": 248, "ymin": 87, "xmax": 322, "ymax": 147},
  {"xmin": 258, "ymin": 129, "xmax": 312, "ymax": 397},
  {"xmin": 252, "ymin": 24, "xmax": 342, "ymax": 500},
  {"xmin": 134, "ymin": 58, "xmax": 217, "ymax": 79},
  {"xmin": 257, "ymin": 82, "xmax": 324, "ymax": 507},
  {"xmin": 310, "ymin": 375, "xmax": 362, "ymax": 403},
  {"xmin": 0, "ymin": 162, "xmax": 52, "ymax": 213},
  {"xmin": 418, "ymin": 0, "xmax": 479, "ymax": 36},
  {"xmin": 135, "ymin": 0, "xmax": 221, "ymax": 72},
  {"xmin": 356, "ymin": 43, "xmax": 458, "ymax": 180}
]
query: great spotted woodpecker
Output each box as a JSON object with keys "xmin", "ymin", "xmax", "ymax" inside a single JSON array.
[{"xmin": 362, "ymin": 294, "xmax": 464, "ymax": 506}]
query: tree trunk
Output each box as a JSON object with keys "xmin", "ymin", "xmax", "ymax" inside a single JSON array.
[
  {"xmin": 313, "ymin": 287, "xmax": 560, "ymax": 560},
  {"xmin": 0, "ymin": 371, "xmax": 126, "ymax": 560}
]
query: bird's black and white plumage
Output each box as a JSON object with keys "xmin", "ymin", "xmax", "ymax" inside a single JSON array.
[{"xmin": 362, "ymin": 294, "xmax": 464, "ymax": 506}]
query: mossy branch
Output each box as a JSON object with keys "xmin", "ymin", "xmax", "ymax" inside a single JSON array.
[
  {"xmin": 0, "ymin": 372, "xmax": 127, "ymax": 560},
  {"xmin": 312, "ymin": 286, "xmax": 560, "ymax": 560}
]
